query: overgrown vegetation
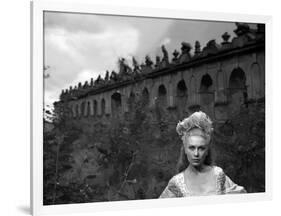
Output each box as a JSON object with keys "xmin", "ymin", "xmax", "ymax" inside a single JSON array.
[{"xmin": 43, "ymin": 98, "xmax": 265, "ymax": 204}]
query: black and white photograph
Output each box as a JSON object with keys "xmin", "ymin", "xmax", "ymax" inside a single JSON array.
[{"xmin": 42, "ymin": 9, "xmax": 265, "ymax": 206}]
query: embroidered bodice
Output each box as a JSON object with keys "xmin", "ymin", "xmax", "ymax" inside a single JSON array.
[{"xmin": 159, "ymin": 166, "xmax": 246, "ymax": 198}]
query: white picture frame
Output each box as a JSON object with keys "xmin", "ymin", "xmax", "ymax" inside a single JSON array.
[{"xmin": 31, "ymin": 0, "xmax": 273, "ymax": 215}]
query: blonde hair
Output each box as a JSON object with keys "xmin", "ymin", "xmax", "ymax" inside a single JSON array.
[{"xmin": 176, "ymin": 111, "xmax": 213, "ymax": 143}]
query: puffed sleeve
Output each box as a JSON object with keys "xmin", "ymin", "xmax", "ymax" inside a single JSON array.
[
  {"xmin": 159, "ymin": 176, "xmax": 183, "ymax": 198},
  {"xmin": 224, "ymin": 175, "xmax": 247, "ymax": 194}
]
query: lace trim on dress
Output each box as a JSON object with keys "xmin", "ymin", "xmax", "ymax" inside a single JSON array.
[
  {"xmin": 171, "ymin": 172, "xmax": 189, "ymax": 196},
  {"xmin": 214, "ymin": 166, "xmax": 226, "ymax": 194},
  {"xmin": 178, "ymin": 166, "xmax": 226, "ymax": 196},
  {"xmin": 159, "ymin": 166, "xmax": 228, "ymax": 198}
]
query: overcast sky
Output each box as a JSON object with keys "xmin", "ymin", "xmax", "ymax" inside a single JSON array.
[{"xmin": 44, "ymin": 12, "xmax": 243, "ymax": 107}]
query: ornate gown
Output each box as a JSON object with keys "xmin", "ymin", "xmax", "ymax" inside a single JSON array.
[{"xmin": 159, "ymin": 166, "xmax": 246, "ymax": 198}]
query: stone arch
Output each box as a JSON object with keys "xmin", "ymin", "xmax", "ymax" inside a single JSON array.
[
  {"xmin": 226, "ymin": 64, "xmax": 248, "ymax": 88},
  {"xmin": 142, "ymin": 87, "xmax": 149, "ymax": 106},
  {"xmin": 250, "ymin": 63, "xmax": 262, "ymax": 99},
  {"xmin": 101, "ymin": 98, "xmax": 106, "ymax": 116},
  {"xmin": 176, "ymin": 79, "xmax": 188, "ymax": 113},
  {"xmin": 111, "ymin": 92, "xmax": 122, "ymax": 117},
  {"xmin": 229, "ymin": 67, "xmax": 247, "ymax": 91},
  {"xmin": 199, "ymin": 74, "xmax": 214, "ymax": 105},
  {"xmin": 228, "ymin": 67, "xmax": 247, "ymax": 108},
  {"xmin": 157, "ymin": 84, "xmax": 167, "ymax": 107},
  {"xmin": 199, "ymin": 74, "xmax": 215, "ymax": 117},
  {"xmin": 93, "ymin": 99, "xmax": 98, "ymax": 116},
  {"xmin": 200, "ymin": 74, "xmax": 213, "ymax": 91}
]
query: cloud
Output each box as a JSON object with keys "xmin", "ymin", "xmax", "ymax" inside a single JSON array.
[
  {"xmin": 70, "ymin": 69, "xmax": 97, "ymax": 87},
  {"xmin": 45, "ymin": 26, "xmax": 140, "ymax": 70},
  {"xmin": 44, "ymin": 12, "xmax": 240, "ymax": 108},
  {"xmin": 164, "ymin": 20, "xmax": 237, "ymax": 52},
  {"xmin": 44, "ymin": 14, "xmax": 142, "ymax": 105},
  {"xmin": 44, "ymin": 12, "xmax": 105, "ymax": 34}
]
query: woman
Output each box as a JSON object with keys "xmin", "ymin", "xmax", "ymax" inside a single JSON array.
[{"xmin": 160, "ymin": 111, "xmax": 246, "ymax": 198}]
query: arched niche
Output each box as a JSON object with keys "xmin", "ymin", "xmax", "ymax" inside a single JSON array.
[
  {"xmin": 199, "ymin": 74, "xmax": 214, "ymax": 105},
  {"xmin": 142, "ymin": 88, "xmax": 149, "ymax": 106},
  {"xmin": 229, "ymin": 68, "xmax": 247, "ymax": 92},
  {"xmin": 228, "ymin": 67, "xmax": 247, "ymax": 107},
  {"xmin": 229, "ymin": 68, "xmax": 246, "ymax": 88},
  {"xmin": 176, "ymin": 79, "xmax": 188, "ymax": 113},
  {"xmin": 157, "ymin": 84, "xmax": 167, "ymax": 107},
  {"xmin": 111, "ymin": 92, "xmax": 122, "ymax": 117},
  {"xmin": 200, "ymin": 74, "xmax": 213, "ymax": 92}
]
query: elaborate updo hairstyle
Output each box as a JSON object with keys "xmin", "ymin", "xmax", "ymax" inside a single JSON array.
[{"xmin": 176, "ymin": 111, "xmax": 214, "ymax": 173}]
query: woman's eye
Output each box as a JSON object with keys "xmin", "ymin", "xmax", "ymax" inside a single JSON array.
[
  {"xmin": 188, "ymin": 146, "xmax": 195, "ymax": 150},
  {"xmin": 199, "ymin": 147, "xmax": 207, "ymax": 152}
]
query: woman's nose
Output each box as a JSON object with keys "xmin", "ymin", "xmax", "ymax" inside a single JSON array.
[{"xmin": 194, "ymin": 149, "xmax": 199, "ymax": 157}]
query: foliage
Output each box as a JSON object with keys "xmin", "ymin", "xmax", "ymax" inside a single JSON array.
[
  {"xmin": 43, "ymin": 96, "xmax": 265, "ymax": 204},
  {"xmin": 213, "ymin": 104, "xmax": 265, "ymax": 192}
]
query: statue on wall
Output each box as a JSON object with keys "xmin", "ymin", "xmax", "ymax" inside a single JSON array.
[
  {"xmin": 155, "ymin": 55, "xmax": 161, "ymax": 68},
  {"xmin": 234, "ymin": 22, "xmax": 250, "ymax": 36},
  {"xmin": 161, "ymin": 45, "xmax": 169, "ymax": 63},
  {"xmin": 179, "ymin": 42, "xmax": 192, "ymax": 63},
  {"xmin": 172, "ymin": 49, "xmax": 180, "ymax": 63},
  {"xmin": 78, "ymin": 82, "xmax": 82, "ymax": 89},
  {"xmin": 104, "ymin": 70, "xmax": 110, "ymax": 82},
  {"xmin": 201, "ymin": 39, "xmax": 220, "ymax": 56},
  {"xmin": 110, "ymin": 70, "xmax": 119, "ymax": 82},
  {"xmin": 132, "ymin": 56, "xmax": 140, "ymax": 73},
  {"xmin": 195, "ymin": 41, "xmax": 201, "ymax": 56},
  {"xmin": 145, "ymin": 55, "xmax": 153, "ymax": 67},
  {"xmin": 118, "ymin": 58, "xmax": 132, "ymax": 76},
  {"xmin": 181, "ymin": 42, "xmax": 192, "ymax": 54},
  {"xmin": 94, "ymin": 75, "xmax": 102, "ymax": 85},
  {"xmin": 83, "ymin": 81, "xmax": 89, "ymax": 89}
]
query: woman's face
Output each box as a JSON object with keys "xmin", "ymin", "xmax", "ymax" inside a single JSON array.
[{"xmin": 183, "ymin": 133, "xmax": 209, "ymax": 169}]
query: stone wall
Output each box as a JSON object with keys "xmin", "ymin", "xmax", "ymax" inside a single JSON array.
[{"xmin": 57, "ymin": 23, "xmax": 265, "ymax": 125}]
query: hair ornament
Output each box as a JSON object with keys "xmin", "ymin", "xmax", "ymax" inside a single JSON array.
[{"xmin": 176, "ymin": 111, "xmax": 213, "ymax": 137}]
